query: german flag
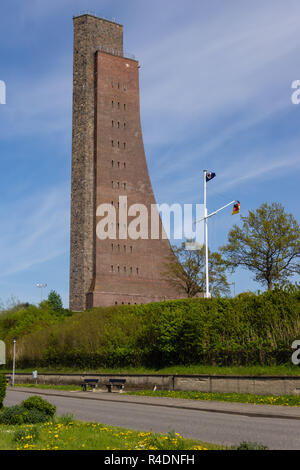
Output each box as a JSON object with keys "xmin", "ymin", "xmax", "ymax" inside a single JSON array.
[{"xmin": 232, "ymin": 201, "xmax": 240, "ymax": 215}]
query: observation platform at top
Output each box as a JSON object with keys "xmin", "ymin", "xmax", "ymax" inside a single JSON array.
[
  {"xmin": 73, "ymin": 11, "xmax": 122, "ymax": 26},
  {"xmin": 96, "ymin": 45, "xmax": 137, "ymax": 62}
]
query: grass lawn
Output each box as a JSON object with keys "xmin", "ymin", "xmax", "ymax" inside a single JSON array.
[
  {"xmin": 15, "ymin": 383, "xmax": 81, "ymax": 392},
  {"xmin": 0, "ymin": 418, "xmax": 224, "ymax": 450},
  {"xmin": 126, "ymin": 389, "xmax": 300, "ymax": 407},
  {"xmin": 2, "ymin": 364, "xmax": 300, "ymax": 376}
]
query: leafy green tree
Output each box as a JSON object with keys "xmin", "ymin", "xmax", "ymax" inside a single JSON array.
[
  {"xmin": 221, "ymin": 202, "xmax": 300, "ymax": 290},
  {"xmin": 164, "ymin": 242, "xmax": 230, "ymax": 297},
  {"xmin": 47, "ymin": 290, "xmax": 63, "ymax": 312}
]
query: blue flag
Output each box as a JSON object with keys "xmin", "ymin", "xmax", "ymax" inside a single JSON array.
[{"xmin": 206, "ymin": 172, "xmax": 216, "ymax": 182}]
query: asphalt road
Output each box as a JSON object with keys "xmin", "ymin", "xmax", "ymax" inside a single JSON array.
[{"xmin": 4, "ymin": 389, "xmax": 300, "ymax": 450}]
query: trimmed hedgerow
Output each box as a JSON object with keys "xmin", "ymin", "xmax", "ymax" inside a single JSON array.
[{"xmin": 2, "ymin": 285, "xmax": 300, "ymax": 369}]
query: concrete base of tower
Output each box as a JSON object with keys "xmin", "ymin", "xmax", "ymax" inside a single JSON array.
[{"xmin": 86, "ymin": 291, "xmax": 184, "ymax": 308}]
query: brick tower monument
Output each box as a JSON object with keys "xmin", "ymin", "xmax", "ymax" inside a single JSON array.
[{"xmin": 69, "ymin": 14, "xmax": 183, "ymax": 310}]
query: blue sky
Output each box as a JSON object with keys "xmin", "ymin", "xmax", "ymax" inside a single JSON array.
[{"xmin": 0, "ymin": 0, "xmax": 299, "ymax": 307}]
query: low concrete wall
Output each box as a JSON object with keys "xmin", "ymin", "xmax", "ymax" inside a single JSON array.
[
  {"xmin": 173, "ymin": 375, "xmax": 300, "ymax": 396},
  {"xmin": 7, "ymin": 373, "xmax": 300, "ymax": 396}
]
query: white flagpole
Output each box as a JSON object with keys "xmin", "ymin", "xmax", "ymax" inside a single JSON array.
[{"xmin": 203, "ymin": 170, "xmax": 210, "ymax": 298}]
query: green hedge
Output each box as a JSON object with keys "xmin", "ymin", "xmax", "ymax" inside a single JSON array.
[
  {"xmin": 0, "ymin": 374, "xmax": 6, "ymax": 409},
  {"xmin": 2, "ymin": 286, "xmax": 300, "ymax": 369}
]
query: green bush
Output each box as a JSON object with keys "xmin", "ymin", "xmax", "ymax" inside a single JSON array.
[
  {"xmin": 0, "ymin": 405, "xmax": 27, "ymax": 425},
  {"xmin": 0, "ymin": 374, "xmax": 6, "ymax": 409},
  {"xmin": 21, "ymin": 396, "xmax": 56, "ymax": 417},
  {"xmin": 22, "ymin": 407, "xmax": 50, "ymax": 424},
  {"xmin": 234, "ymin": 441, "xmax": 269, "ymax": 450},
  {"xmin": 0, "ymin": 303, "xmax": 73, "ymax": 350},
  {"xmin": 0, "ymin": 403, "xmax": 51, "ymax": 425}
]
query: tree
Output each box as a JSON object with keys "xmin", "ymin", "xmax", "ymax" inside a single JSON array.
[
  {"xmin": 221, "ymin": 202, "xmax": 300, "ymax": 290},
  {"xmin": 47, "ymin": 290, "xmax": 63, "ymax": 312},
  {"xmin": 164, "ymin": 242, "xmax": 230, "ymax": 297}
]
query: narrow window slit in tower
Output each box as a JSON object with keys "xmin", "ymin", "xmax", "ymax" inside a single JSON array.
[
  {"xmin": 123, "ymin": 142, "xmax": 126, "ymax": 149},
  {"xmin": 112, "ymin": 160, "xmax": 114, "ymax": 167}
]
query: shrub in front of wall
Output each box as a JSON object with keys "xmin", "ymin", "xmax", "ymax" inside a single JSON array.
[
  {"xmin": 0, "ymin": 404, "xmax": 51, "ymax": 425},
  {"xmin": 0, "ymin": 405, "xmax": 27, "ymax": 425},
  {"xmin": 21, "ymin": 395, "xmax": 56, "ymax": 417}
]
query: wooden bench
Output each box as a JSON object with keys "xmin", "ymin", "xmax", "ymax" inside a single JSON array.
[
  {"xmin": 81, "ymin": 378, "xmax": 99, "ymax": 391},
  {"xmin": 104, "ymin": 378, "xmax": 126, "ymax": 393}
]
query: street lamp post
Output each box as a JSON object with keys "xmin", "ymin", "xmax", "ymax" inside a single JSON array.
[
  {"xmin": 12, "ymin": 338, "xmax": 16, "ymax": 387},
  {"xmin": 229, "ymin": 282, "xmax": 236, "ymax": 297},
  {"xmin": 36, "ymin": 283, "xmax": 47, "ymax": 302}
]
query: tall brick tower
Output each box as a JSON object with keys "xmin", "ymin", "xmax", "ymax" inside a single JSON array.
[{"xmin": 70, "ymin": 14, "xmax": 183, "ymax": 310}]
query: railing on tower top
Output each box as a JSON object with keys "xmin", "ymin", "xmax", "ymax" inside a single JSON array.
[
  {"xmin": 74, "ymin": 11, "xmax": 118, "ymax": 24},
  {"xmin": 97, "ymin": 45, "xmax": 136, "ymax": 61}
]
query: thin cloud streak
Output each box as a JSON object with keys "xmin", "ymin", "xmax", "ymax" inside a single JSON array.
[{"xmin": 0, "ymin": 184, "xmax": 69, "ymax": 277}]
